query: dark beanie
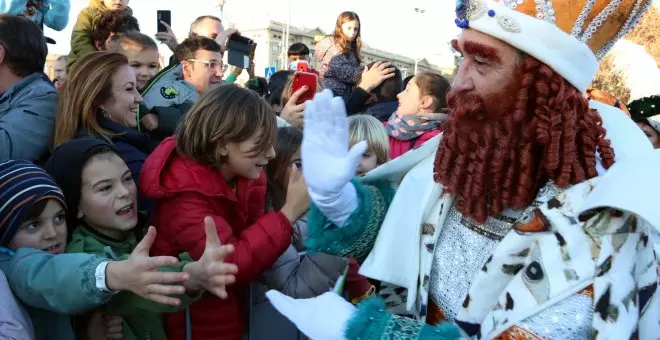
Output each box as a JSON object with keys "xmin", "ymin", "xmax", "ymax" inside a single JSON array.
[
  {"xmin": 0, "ymin": 160, "xmax": 66, "ymax": 247},
  {"xmin": 44, "ymin": 138, "xmax": 120, "ymax": 232}
]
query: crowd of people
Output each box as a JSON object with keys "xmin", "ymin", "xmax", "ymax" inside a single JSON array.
[{"xmin": 0, "ymin": 0, "xmax": 659, "ymax": 339}]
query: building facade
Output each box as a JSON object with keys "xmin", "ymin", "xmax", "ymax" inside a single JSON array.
[
  {"xmin": 44, "ymin": 54, "xmax": 61, "ymax": 81},
  {"xmin": 240, "ymin": 21, "xmax": 454, "ymax": 80}
]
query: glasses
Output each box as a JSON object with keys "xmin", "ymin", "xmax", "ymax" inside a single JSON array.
[{"xmin": 187, "ymin": 59, "xmax": 225, "ymax": 71}]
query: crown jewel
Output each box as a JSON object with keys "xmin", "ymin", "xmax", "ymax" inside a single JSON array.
[{"xmin": 456, "ymin": 0, "xmax": 652, "ymax": 59}]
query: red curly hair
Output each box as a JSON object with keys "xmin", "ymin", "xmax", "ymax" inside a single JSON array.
[{"xmin": 433, "ymin": 55, "xmax": 615, "ymax": 223}]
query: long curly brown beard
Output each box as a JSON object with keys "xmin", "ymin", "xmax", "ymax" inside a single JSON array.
[{"xmin": 433, "ymin": 55, "xmax": 615, "ymax": 223}]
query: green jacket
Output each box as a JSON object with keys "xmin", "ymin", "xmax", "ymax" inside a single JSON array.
[
  {"xmin": 0, "ymin": 248, "xmax": 115, "ymax": 340},
  {"xmin": 66, "ymin": 222, "xmax": 197, "ymax": 340},
  {"xmin": 67, "ymin": 0, "xmax": 133, "ymax": 71}
]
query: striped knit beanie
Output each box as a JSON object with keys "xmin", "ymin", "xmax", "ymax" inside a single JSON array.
[{"xmin": 0, "ymin": 160, "xmax": 66, "ymax": 247}]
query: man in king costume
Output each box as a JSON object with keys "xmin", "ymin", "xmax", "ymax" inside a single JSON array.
[{"xmin": 266, "ymin": 0, "xmax": 660, "ymax": 339}]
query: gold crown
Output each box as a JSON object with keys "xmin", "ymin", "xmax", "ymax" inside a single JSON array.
[{"xmin": 498, "ymin": 0, "xmax": 652, "ymax": 59}]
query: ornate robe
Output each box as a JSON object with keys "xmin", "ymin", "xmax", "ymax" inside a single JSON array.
[{"xmin": 305, "ymin": 102, "xmax": 659, "ymax": 339}]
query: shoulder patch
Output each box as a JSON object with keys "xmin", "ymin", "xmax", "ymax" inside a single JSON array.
[{"xmin": 160, "ymin": 86, "xmax": 179, "ymax": 99}]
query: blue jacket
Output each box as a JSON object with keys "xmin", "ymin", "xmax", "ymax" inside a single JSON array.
[
  {"xmin": 0, "ymin": 73, "xmax": 57, "ymax": 162},
  {"xmin": 0, "ymin": 0, "xmax": 70, "ymax": 31},
  {"xmin": 0, "ymin": 248, "xmax": 114, "ymax": 340}
]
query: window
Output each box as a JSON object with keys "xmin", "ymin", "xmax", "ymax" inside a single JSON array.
[{"xmin": 272, "ymin": 44, "xmax": 281, "ymax": 53}]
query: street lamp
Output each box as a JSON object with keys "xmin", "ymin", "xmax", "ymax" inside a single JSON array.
[
  {"xmin": 217, "ymin": 0, "xmax": 228, "ymax": 21},
  {"xmin": 413, "ymin": 8, "xmax": 426, "ymax": 75},
  {"xmin": 279, "ymin": 0, "xmax": 293, "ymax": 70}
]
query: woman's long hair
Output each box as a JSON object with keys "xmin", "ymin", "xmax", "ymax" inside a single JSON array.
[
  {"xmin": 266, "ymin": 127, "xmax": 303, "ymax": 211},
  {"xmin": 434, "ymin": 55, "xmax": 615, "ymax": 223},
  {"xmin": 53, "ymin": 52, "xmax": 129, "ymax": 148},
  {"xmin": 332, "ymin": 11, "xmax": 362, "ymax": 63}
]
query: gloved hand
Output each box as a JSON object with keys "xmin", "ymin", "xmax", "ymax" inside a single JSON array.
[
  {"xmin": 302, "ymin": 90, "xmax": 368, "ymax": 226},
  {"xmin": 266, "ymin": 290, "xmax": 356, "ymax": 340}
]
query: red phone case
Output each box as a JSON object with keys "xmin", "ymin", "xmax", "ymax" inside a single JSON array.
[
  {"xmin": 296, "ymin": 62, "xmax": 310, "ymax": 72},
  {"xmin": 292, "ymin": 72, "xmax": 317, "ymax": 104}
]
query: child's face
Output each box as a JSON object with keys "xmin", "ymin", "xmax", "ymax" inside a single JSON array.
[
  {"xmin": 79, "ymin": 153, "xmax": 138, "ymax": 240},
  {"xmin": 220, "ymin": 129, "xmax": 276, "ymax": 181},
  {"xmin": 103, "ymin": 0, "xmax": 129, "ymax": 10},
  {"xmin": 396, "ymin": 76, "xmax": 423, "ymax": 116},
  {"xmin": 10, "ymin": 200, "xmax": 67, "ymax": 254},
  {"xmin": 356, "ymin": 151, "xmax": 378, "ymax": 177},
  {"xmin": 122, "ymin": 46, "xmax": 159, "ymax": 90},
  {"xmin": 341, "ymin": 20, "xmax": 359, "ymax": 41}
]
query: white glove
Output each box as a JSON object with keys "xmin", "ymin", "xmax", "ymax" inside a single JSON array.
[
  {"xmin": 266, "ymin": 290, "xmax": 356, "ymax": 340},
  {"xmin": 302, "ymin": 90, "xmax": 368, "ymax": 226}
]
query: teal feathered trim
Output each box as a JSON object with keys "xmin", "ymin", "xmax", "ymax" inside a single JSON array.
[
  {"xmin": 345, "ymin": 297, "xmax": 461, "ymax": 340},
  {"xmin": 345, "ymin": 297, "xmax": 391, "ymax": 340},
  {"xmin": 306, "ymin": 179, "xmax": 395, "ymax": 261}
]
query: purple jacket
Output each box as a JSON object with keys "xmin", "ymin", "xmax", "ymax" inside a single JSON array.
[{"xmin": 0, "ymin": 270, "xmax": 34, "ymax": 340}]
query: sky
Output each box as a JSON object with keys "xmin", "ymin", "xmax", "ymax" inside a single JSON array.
[{"xmin": 44, "ymin": 0, "xmax": 460, "ymax": 66}]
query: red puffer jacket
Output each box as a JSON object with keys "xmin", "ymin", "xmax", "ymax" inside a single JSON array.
[{"xmin": 140, "ymin": 137, "xmax": 293, "ymax": 340}]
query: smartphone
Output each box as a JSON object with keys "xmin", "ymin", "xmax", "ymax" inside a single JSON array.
[
  {"xmin": 296, "ymin": 61, "xmax": 310, "ymax": 73},
  {"xmin": 292, "ymin": 72, "xmax": 317, "ymax": 105},
  {"xmin": 157, "ymin": 10, "xmax": 171, "ymax": 33},
  {"xmin": 227, "ymin": 34, "xmax": 255, "ymax": 68}
]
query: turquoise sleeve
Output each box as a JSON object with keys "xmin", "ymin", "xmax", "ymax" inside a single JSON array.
[
  {"xmin": 225, "ymin": 73, "xmax": 238, "ymax": 84},
  {"xmin": 0, "ymin": 248, "xmax": 112, "ymax": 314},
  {"xmin": 306, "ymin": 179, "xmax": 395, "ymax": 262},
  {"xmin": 345, "ymin": 298, "xmax": 461, "ymax": 340}
]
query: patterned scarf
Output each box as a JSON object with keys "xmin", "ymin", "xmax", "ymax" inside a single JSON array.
[{"xmin": 385, "ymin": 113, "xmax": 448, "ymax": 140}]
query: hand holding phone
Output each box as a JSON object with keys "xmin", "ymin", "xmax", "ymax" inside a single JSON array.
[
  {"xmin": 227, "ymin": 34, "xmax": 255, "ymax": 68},
  {"xmin": 157, "ymin": 10, "xmax": 171, "ymax": 33},
  {"xmin": 291, "ymin": 72, "xmax": 317, "ymax": 105}
]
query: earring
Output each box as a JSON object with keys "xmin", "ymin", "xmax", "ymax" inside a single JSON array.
[{"xmin": 100, "ymin": 107, "xmax": 111, "ymax": 119}]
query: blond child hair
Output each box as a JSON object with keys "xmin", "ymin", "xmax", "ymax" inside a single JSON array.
[{"xmin": 348, "ymin": 114, "xmax": 389, "ymax": 165}]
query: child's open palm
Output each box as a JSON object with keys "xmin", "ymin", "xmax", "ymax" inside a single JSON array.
[{"xmin": 183, "ymin": 217, "xmax": 238, "ymax": 299}]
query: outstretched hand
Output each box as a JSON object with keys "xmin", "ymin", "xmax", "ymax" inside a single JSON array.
[
  {"xmin": 106, "ymin": 226, "xmax": 188, "ymax": 306},
  {"xmin": 301, "ymin": 90, "xmax": 368, "ymax": 196},
  {"xmin": 184, "ymin": 217, "xmax": 238, "ymax": 299}
]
